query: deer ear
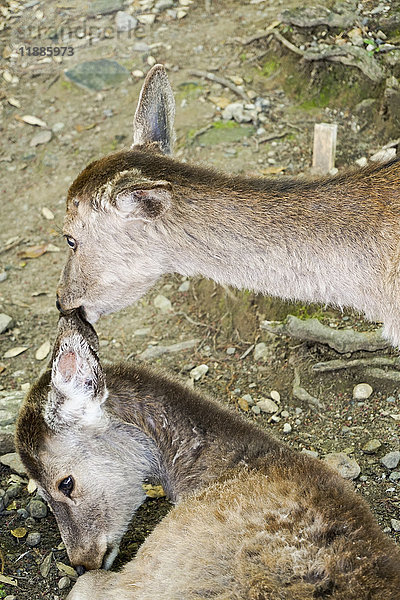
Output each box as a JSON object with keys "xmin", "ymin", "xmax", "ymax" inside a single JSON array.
[
  {"xmin": 132, "ymin": 64, "xmax": 175, "ymax": 155},
  {"xmin": 115, "ymin": 183, "xmax": 172, "ymax": 222},
  {"xmin": 45, "ymin": 328, "xmax": 106, "ymax": 431}
]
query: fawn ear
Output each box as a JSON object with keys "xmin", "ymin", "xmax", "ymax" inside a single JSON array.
[
  {"xmin": 114, "ymin": 181, "xmax": 172, "ymax": 222},
  {"xmin": 132, "ymin": 64, "xmax": 176, "ymax": 155},
  {"xmin": 45, "ymin": 317, "xmax": 106, "ymax": 431}
]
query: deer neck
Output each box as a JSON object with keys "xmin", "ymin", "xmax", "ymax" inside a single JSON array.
[{"xmin": 106, "ymin": 365, "xmax": 282, "ymax": 502}]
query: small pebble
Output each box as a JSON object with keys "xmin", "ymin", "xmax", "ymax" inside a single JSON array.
[
  {"xmin": 256, "ymin": 398, "xmax": 279, "ymax": 413},
  {"xmin": 283, "ymin": 423, "xmax": 292, "ymax": 434},
  {"xmin": 281, "ymin": 410, "xmax": 289, "ymax": 418},
  {"xmin": 58, "ymin": 576, "xmax": 71, "ymax": 590},
  {"xmin": 391, "ymin": 518, "xmax": 400, "ymax": 532},
  {"xmin": 241, "ymin": 394, "xmax": 254, "ymax": 405},
  {"xmin": 270, "ymin": 390, "xmax": 280, "ymax": 403},
  {"xmin": 301, "ymin": 449, "xmax": 319, "ymax": 458},
  {"xmin": 226, "ymin": 347, "xmax": 236, "ymax": 355},
  {"xmin": 178, "ymin": 280, "xmax": 190, "ymax": 292},
  {"xmin": 25, "ymin": 517, "xmax": 36, "ymax": 527},
  {"xmin": 324, "ymin": 452, "xmax": 361, "ymax": 480},
  {"xmin": 17, "ymin": 508, "xmax": 28, "ymax": 519},
  {"xmin": 381, "ymin": 451, "xmax": 400, "ymax": 470},
  {"xmin": 0, "ymin": 271, "xmax": 8, "ymax": 282},
  {"xmin": 362, "ymin": 439, "xmax": 382, "ymax": 454},
  {"xmin": 153, "ymin": 294, "xmax": 172, "ymax": 313},
  {"xmin": 389, "ymin": 471, "xmax": 400, "ymax": 482},
  {"xmin": 190, "ymin": 364, "xmax": 209, "ymax": 381},
  {"xmin": 352, "ymin": 383, "xmax": 373, "ymax": 400},
  {"xmin": 26, "ymin": 531, "xmax": 41, "ymax": 546},
  {"xmin": 28, "ymin": 499, "xmax": 48, "ymax": 519},
  {"xmin": 251, "ymin": 405, "xmax": 261, "ymax": 415}
]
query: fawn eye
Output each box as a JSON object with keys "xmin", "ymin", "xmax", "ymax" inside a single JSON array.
[
  {"xmin": 58, "ymin": 476, "xmax": 74, "ymax": 497},
  {"xmin": 65, "ymin": 236, "xmax": 77, "ymax": 251}
]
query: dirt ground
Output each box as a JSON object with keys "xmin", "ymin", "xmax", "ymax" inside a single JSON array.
[{"xmin": 0, "ymin": 0, "xmax": 400, "ymax": 598}]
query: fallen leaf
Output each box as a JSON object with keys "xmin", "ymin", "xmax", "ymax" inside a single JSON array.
[
  {"xmin": 238, "ymin": 397, "xmax": 249, "ymax": 411},
  {"xmin": 7, "ymin": 97, "xmax": 20, "ymax": 108},
  {"xmin": 35, "ymin": 340, "xmax": 51, "ymax": 361},
  {"xmin": 6, "ymin": 500, "xmax": 17, "ymax": 510},
  {"xmin": 40, "ymin": 553, "xmax": 52, "ymax": 578},
  {"xmin": 56, "ymin": 562, "xmax": 78, "ymax": 578},
  {"xmin": 142, "ymin": 483, "xmax": 166, "ymax": 498},
  {"xmin": 4, "ymin": 346, "xmax": 28, "ymax": 358},
  {"xmin": 46, "ymin": 243, "xmax": 60, "ymax": 252},
  {"xmin": 259, "ymin": 166, "xmax": 286, "ymax": 175},
  {"xmin": 27, "ymin": 479, "xmax": 38, "ymax": 494},
  {"xmin": 11, "ymin": 527, "xmax": 27, "ymax": 538},
  {"xmin": 3, "ymin": 69, "xmax": 13, "ymax": 82},
  {"xmin": 20, "ymin": 114, "xmax": 47, "ymax": 127},
  {"xmin": 0, "ymin": 574, "xmax": 18, "ymax": 587},
  {"xmin": 30, "ymin": 129, "xmax": 52, "ymax": 147},
  {"xmin": 208, "ymin": 96, "xmax": 232, "ymax": 109},
  {"xmin": 75, "ymin": 122, "xmax": 97, "ymax": 132},
  {"xmin": 18, "ymin": 243, "xmax": 48, "ymax": 259},
  {"xmin": 41, "ymin": 207, "xmax": 54, "ymax": 220}
]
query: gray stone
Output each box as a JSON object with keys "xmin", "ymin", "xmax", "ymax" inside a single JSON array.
[
  {"xmin": 137, "ymin": 339, "xmax": 199, "ymax": 361},
  {"xmin": 222, "ymin": 103, "xmax": 252, "ymax": 124},
  {"xmin": 0, "ymin": 390, "xmax": 24, "ymax": 432},
  {"xmin": 6, "ymin": 483, "xmax": 21, "ymax": 499},
  {"xmin": 30, "ymin": 129, "xmax": 52, "ymax": 147},
  {"xmin": 251, "ymin": 405, "xmax": 261, "ymax": 415},
  {"xmin": 0, "ymin": 313, "xmax": 13, "ymax": 334},
  {"xmin": 353, "ymin": 383, "xmax": 373, "ymax": 400},
  {"xmin": 381, "ymin": 451, "xmax": 400, "ymax": 470},
  {"xmin": 178, "ymin": 280, "xmax": 190, "ymax": 292},
  {"xmin": 88, "ymin": 0, "xmax": 125, "ymax": 16},
  {"xmin": 17, "ymin": 508, "xmax": 28, "ymax": 518},
  {"xmin": 355, "ymin": 157, "xmax": 368, "ymax": 168},
  {"xmin": 253, "ymin": 342, "xmax": 272, "ymax": 362},
  {"xmin": 190, "ymin": 364, "xmax": 209, "ymax": 381},
  {"xmin": 226, "ymin": 347, "xmax": 236, "ymax": 355},
  {"xmin": 155, "ymin": 0, "xmax": 174, "ymax": 9},
  {"xmin": 153, "ymin": 294, "xmax": 172, "ymax": 313},
  {"xmin": 257, "ymin": 398, "xmax": 279, "ymax": 413},
  {"xmin": 283, "ymin": 423, "xmax": 292, "ymax": 434},
  {"xmin": 25, "ymin": 517, "xmax": 36, "ymax": 528},
  {"xmin": 52, "ymin": 122, "xmax": 65, "ymax": 133},
  {"xmin": 391, "ymin": 518, "xmax": 400, "ymax": 531},
  {"xmin": 134, "ymin": 327, "xmax": 151, "ymax": 337},
  {"xmin": 29, "ymin": 499, "xmax": 48, "ymax": 519},
  {"xmin": 0, "ymin": 431, "xmax": 15, "ymax": 453},
  {"xmin": 389, "ymin": 471, "xmax": 400, "ymax": 482},
  {"xmin": 26, "ymin": 532, "xmax": 41, "ymax": 546},
  {"xmin": 0, "ymin": 271, "xmax": 8, "ymax": 282},
  {"xmin": 301, "ymin": 448, "xmax": 319, "ymax": 458},
  {"xmin": 242, "ymin": 394, "xmax": 254, "ymax": 406},
  {"xmin": 58, "ymin": 577, "xmax": 71, "ymax": 590},
  {"xmin": 65, "ymin": 60, "xmax": 129, "ymax": 91},
  {"xmin": 115, "ymin": 11, "xmax": 138, "ymax": 31},
  {"xmin": 0, "ymin": 452, "xmax": 26, "ymax": 474},
  {"xmin": 362, "ymin": 439, "xmax": 381, "ymax": 454},
  {"xmin": 324, "ymin": 452, "xmax": 360, "ymax": 480}
]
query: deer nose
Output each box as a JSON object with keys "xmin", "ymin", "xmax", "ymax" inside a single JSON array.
[{"xmin": 76, "ymin": 565, "xmax": 86, "ymax": 576}]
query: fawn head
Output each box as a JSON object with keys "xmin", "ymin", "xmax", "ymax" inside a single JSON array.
[
  {"xmin": 57, "ymin": 64, "xmax": 176, "ymax": 323},
  {"xmin": 16, "ymin": 311, "xmax": 153, "ymax": 571}
]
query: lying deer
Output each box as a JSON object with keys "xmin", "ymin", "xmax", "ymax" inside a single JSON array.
[
  {"xmin": 56, "ymin": 64, "xmax": 400, "ymax": 346},
  {"xmin": 16, "ymin": 311, "xmax": 400, "ymax": 599}
]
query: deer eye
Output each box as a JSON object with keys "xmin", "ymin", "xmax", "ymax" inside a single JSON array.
[
  {"xmin": 58, "ymin": 476, "xmax": 74, "ymax": 497},
  {"xmin": 65, "ymin": 236, "xmax": 77, "ymax": 251}
]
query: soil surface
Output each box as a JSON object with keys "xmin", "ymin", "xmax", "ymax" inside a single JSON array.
[{"xmin": 1, "ymin": 0, "xmax": 400, "ymax": 598}]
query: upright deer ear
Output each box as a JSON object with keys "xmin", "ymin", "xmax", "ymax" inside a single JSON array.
[
  {"xmin": 45, "ymin": 328, "xmax": 106, "ymax": 431},
  {"xmin": 132, "ymin": 64, "xmax": 176, "ymax": 155},
  {"xmin": 114, "ymin": 181, "xmax": 172, "ymax": 222}
]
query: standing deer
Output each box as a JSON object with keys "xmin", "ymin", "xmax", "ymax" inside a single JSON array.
[
  {"xmin": 16, "ymin": 311, "xmax": 400, "ymax": 599},
  {"xmin": 56, "ymin": 64, "xmax": 400, "ymax": 346}
]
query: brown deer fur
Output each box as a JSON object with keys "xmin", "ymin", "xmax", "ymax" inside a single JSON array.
[
  {"xmin": 57, "ymin": 65, "xmax": 400, "ymax": 345},
  {"xmin": 16, "ymin": 312, "xmax": 400, "ymax": 599}
]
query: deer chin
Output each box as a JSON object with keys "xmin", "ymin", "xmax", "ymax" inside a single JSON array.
[{"xmin": 102, "ymin": 543, "xmax": 120, "ymax": 570}]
